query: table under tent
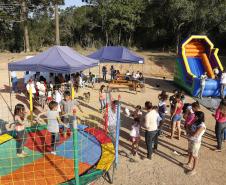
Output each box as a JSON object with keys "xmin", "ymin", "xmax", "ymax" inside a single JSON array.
[{"xmin": 88, "ymin": 46, "xmax": 145, "ymax": 92}]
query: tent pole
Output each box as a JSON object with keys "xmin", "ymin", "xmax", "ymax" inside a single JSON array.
[
  {"xmin": 99, "ymin": 64, "xmax": 101, "ymax": 83},
  {"xmin": 8, "ymin": 71, "xmax": 12, "ymax": 111}
]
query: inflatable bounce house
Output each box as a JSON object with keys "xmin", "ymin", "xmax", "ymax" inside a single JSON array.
[{"xmin": 174, "ymin": 35, "xmax": 224, "ymax": 97}]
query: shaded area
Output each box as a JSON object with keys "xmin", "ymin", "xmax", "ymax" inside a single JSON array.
[{"xmin": 193, "ymin": 97, "xmax": 221, "ymax": 112}]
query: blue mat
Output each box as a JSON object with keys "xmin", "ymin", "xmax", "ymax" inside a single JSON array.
[{"xmin": 56, "ymin": 130, "xmax": 101, "ymax": 166}]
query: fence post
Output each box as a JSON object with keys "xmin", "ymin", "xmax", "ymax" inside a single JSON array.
[
  {"xmin": 29, "ymin": 86, "xmax": 33, "ymax": 122},
  {"xmin": 71, "ymin": 83, "xmax": 75, "ymax": 99},
  {"xmin": 115, "ymin": 101, "xmax": 121, "ymax": 167},
  {"xmin": 73, "ymin": 120, "xmax": 80, "ymax": 185}
]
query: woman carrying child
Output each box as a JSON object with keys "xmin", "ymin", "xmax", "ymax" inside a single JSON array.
[
  {"xmin": 184, "ymin": 111, "xmax": 206, "ymax": 176},
  {"xmin": 14, "ymin": 104, "xmax": 28, "ymax": 158}
]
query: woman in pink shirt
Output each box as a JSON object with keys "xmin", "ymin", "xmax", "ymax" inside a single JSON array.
[
  {"xmin": 214, "ymin": 99, "xmax": 226, "ymax": 151},
  {"xmin": 171, "ymin": 94, "xmax": 184, "ymax": 140}
]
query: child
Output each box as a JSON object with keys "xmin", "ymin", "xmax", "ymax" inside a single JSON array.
[
  {"xmin": 169, "ymin": 89, "xmax": 178, "ymax": 116},
  {"xmin": 130, "ymin": 117, "xmax": 141, "ymax": 156},
  {"xmin": 37, "ymin": 81, "xmax": 46, "ymax": 109},
  {"xmin": 184, "ymin": 111, "xmax": 206, "ymax": 176},
  {"xmin": 47, "ymin": 101, "xmax": 61, "ymax": 155},
  {"xmin": 14, "ymin": 104, "xmax": 28, "ymax": 158},
  {"xmin": 131, "ymin": 105, "xmax": 142, "ymax": 119},
  {"xmin": 158, "ymin": 90, "xmax": 167, "ymax": 101},
  {"xmin": 158, "ymin": 94, "xmax": 168, "ymax": 136},
  {"xmin": 184, "ymin": 102, "xmax": 200, "ymax": 135},
  {"xmin": 47, "ymin": 89, "xmax": 53, "ymax": 104},
  {"xmin": 54, "ymin": 88, "xmax": 62, "ymax": 111},
  {"xmin": 60, "ymin": 91, "xmax": 83, "ymax": 130},
  {"xmin": 99, "ymin": 85, "xmax": 106, "ymax": 112}
]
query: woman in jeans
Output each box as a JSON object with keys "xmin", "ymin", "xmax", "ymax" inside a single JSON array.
[
  {"xmin": 214, "ymin": 99, "xmax": 226, "ymax": 151},
  {"xmin": 171, "ymin": 94, "xmax": 184, "ymax": 140}
]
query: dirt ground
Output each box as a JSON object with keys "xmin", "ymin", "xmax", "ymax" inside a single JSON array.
[{"xmin": 0, "ymin": 50, "xmax": 226, "ymax": 185}]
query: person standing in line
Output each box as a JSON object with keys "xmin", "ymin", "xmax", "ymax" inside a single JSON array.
[
  {"xmin": 199, "ymin": 72, "xmax": 207, "ymax": 99},
  {"xmin": 184, "ymin": 111, "xmax": 206, "ymax": 176},
  {"xmin": 158, "ymin": 94, "xmax": 168, "ymax": 136},
  {"xmin": 110, "ymin": 65, "xmax": 115, "ymax": 80},
  {"xmin": 171, "ymin": 94, "xmax": 184, "ymax": 140},
  {"xmin": 220, "ymin": 69, "xmax": 226, "ymax": 99},
  {"xmin": 11, "ymin": 71, "xmax": 18, "ymax": 93},
  {"xmin": 130, "ymin": 117, "xmax": 141, "ymax": 156},
  {"xmin": 213, "ymin": 99, "xmax": 226, "ymax": 152},
  {"xmin": 169, "ymin": 89, "xmax": 178, "ymax": 116},
  {"xmin": 102, "ymin": 66, "xmax": 107, "ymax": 82},
  {"xmin": 143, "ymin": 101, "xmax": 160, "ymax": 160}
]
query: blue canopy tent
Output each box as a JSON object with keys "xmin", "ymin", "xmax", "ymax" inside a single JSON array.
[
  {"xmin": 88, "ymin": 46, "xmax": 144, "ymax": 64},
  {"xmin": 88, "ymin": 46, "xmax": 144, "ymax": 79},
  {"xmin": 8, "ymin": 46, "xmax": 99, "ymax": 73}
]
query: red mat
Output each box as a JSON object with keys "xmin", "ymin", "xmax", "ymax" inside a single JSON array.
[
  {"xmin": 25, "ymin": 130, "xmax": 71, "ymax": 153},
  {"xmin": 85, "ymin": 128, "xmax": 112, "ymax": 144},
  {"xmin": 0, "ymin": 154, "xmax": 91, "ymax": 185}
]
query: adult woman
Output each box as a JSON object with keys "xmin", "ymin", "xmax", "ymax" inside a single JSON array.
[
  {"xmin": 214, "ymin": 99, "xmax": 226, "ymax": 151},
  {"xmin": 171, "ymin": 94, "xmax": 184, "ymax": 140}
]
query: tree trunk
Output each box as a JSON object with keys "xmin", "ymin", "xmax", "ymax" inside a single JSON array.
[
  {"xmin": 105, "ymin": 31, "xmax": 108, "ymax": 46},
  {"xmin": 176, "ymin": 33, "xmax": 180, "ymax": 54},
  {"xmin": 55, "ymin": 4, "xmax": 60, "ymax": 45},
  {"xmin": 21, "ymin": 0, "xmax": 30, "ymax": 52},
  {"xmin": 128, "ymin": 32, "xmax": 132, "ymax": 46},
  {"xmin": 118, "ymin": 28, "xmax": 121, "ymax": 45}
]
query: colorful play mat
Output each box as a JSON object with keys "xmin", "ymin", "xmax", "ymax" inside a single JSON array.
[{"xmin": 0, "ymin": 125, "xmax": 115, "ymax": 185}]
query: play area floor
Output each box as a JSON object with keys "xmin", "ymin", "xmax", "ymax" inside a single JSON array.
[{"xmin": 0, "ymin": 126, "xmax": 115, "ymax": 185}]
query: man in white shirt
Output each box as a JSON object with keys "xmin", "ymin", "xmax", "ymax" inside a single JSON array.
[
  {"xmin": 143, "ymin": 101, "xmax": 160, "ymax": 160},
  {"xmin": 220, "ymin": 70, "xmax": 226, "ymax": 99}
]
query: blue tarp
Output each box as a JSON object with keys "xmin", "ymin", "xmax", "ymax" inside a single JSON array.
[
  {"xmin": 88, "ymin": 46, "xmax": 144, "ymax": 64},
  {"xmin": 8, "ymin": 46, "xmax": 99, "ymax": 73}
]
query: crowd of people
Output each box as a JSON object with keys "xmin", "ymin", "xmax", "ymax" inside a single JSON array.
[
  {"xmin": 13, "ymin": 90, "xmax": 83, "ymax": 158},
  {"xmin": 122, "ymin": 89, "xmax": 226, "ymax": 176},
  {"xmin": 11, "ymin": 71, "xmax": 96, "ymax": 109},
  {"xmin": 9, "ymin": 69, "xmax": 226, "ymax": 177}
]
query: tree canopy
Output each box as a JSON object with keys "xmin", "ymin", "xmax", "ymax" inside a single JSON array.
[{"xmin": 0, "ymin": 0, "xmax": 225, "ymax": 53}]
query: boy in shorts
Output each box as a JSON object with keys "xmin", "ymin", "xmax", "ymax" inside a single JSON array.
[
  {"xmin": 183, "ymin": 111, "xmax": 206, "ymax": 176},
  {"xmin": 60, "ymin": 91, "xmax": 83, "ymax": 130}
]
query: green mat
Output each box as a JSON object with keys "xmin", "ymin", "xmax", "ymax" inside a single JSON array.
[
  {"xmin": 26, "ymin": 124, "xmax": 47, "ymax": 132},
  {"xmin": 0, "ymin": 139, "xmax": 43, "ymax": 176}
]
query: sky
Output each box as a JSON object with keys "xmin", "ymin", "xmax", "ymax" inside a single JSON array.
[{"xmin": 61, "ymin": 0, "xmax": 86, "ymax": 9}]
